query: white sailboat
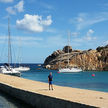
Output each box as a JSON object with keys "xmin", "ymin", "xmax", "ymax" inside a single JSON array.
[
  {"xmin": 14, "ymin": 66, "xmax": 30, "ymax": 71},
  {"xmin": 59, "ymin": 67, "xmax": 82, "ymax": 73},
  {"xmin": 14, "ymin": 37, "xmax": 30, "ymax": 72},
  {"xmin": 59, "ymin": 31, "xmax": 82, "ymax": 73},
  {"xmin": 0, "ymin": 18, "xmax": 21, "ymax": 77}
]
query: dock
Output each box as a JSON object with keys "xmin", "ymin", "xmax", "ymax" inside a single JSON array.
[{"xmin": 0, "ymin": 74, "xmax": 108, "ymax": 108}]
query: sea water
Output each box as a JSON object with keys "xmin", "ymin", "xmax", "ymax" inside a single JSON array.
[
  {"xmin": 0, "ymin": 63, "xmax": 108, "ymax": 108},
  {"xmin": 22, "ymin": 64, "xmax": 108, "ymax": 92}
]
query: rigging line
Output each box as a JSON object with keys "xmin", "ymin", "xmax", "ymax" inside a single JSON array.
[
  {"xmin": 0, "ymin": 35, "xmax": 7, "ymax": 63},
  {"xmin": 8, "ymin": 17, "xmax": 12, "ymax": 66}
]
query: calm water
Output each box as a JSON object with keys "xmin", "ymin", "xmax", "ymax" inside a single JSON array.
[
  {"xmin": 22, "ymin": 64, "xmax": 108, "ymax": 92},
  {"xmin": 0, "ymin": 63, "xmax": 108, "ymax": 108}
]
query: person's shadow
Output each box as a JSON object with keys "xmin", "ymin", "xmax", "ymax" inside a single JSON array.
[{"xmin": 36, "ymin": 89, "xmax": 49, "ymax": 92}]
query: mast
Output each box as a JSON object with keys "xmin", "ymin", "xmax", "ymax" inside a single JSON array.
[
  {"xmin": 18, "ymin": 37, "xmax": 22, "ymax": 67},
  {"xmin": 67, "ymin": 31, "xmax": 70, "ymax": 67},
  {"xmin": 8, "ymin": 18, "xmax": 12, "ymax": 66}
]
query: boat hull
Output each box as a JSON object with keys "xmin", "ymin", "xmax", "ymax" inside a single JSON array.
[
  {"xmin": 14, "ymin": 66, "xmax": 30, "ymax": 71},
  {"xmin": 4, "ymin": 72, "xmax": 21, "ymax": 77},
  {"xmin": 59, "ymin": 68, "xmax": 82, "ymax": 73},
  {"xmin": 0, "ymin": 66, "xmax": 21, "ymax": 77}
]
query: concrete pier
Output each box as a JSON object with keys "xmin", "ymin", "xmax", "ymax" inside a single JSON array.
[{"xmin": 0, "ymin": 74, "xmax": 108, "ymax": 108}]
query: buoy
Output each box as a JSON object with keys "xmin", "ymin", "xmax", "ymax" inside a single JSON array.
[
  {"xmin": 92, "ymin": 74, "xmax": 95, "ymax": 77},
  {"xmin": 57, "ymin": 72, "xmax": 60, "ymax": 73}
]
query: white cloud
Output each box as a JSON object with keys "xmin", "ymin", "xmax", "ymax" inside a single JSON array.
[
  {"xmin": 71, "ymin": 12, "xmax": 108, "ymax": 30},
  {"xmin": 72, "ymin": 29, "xmax": 96, "ymax": 43},
  {"xmin": 46, "ymin": 28, "xmax": 57, "ymax": 33},
  {"xmin": 76, "ymin": 13, "xmax": 86, "ymax": 23},
  {"xmin": 0, "ymin": 35, "xmax": 43, "ymax": 46},
  {"xmin": 14, "ymin": 0, "xmax": 24, "ymax": 12},
  {"xmin": 84, "ymin": 36, "xmax": 96, "ymax": 41},
  {"xmin": 40, "ymin": 2, "xmax": 54, "ymax": 10},
  {"xmin": 105, "ymin": 40, "xmax": 108, "ymax": 45},
  {"xmin": 16, "ymin": 14, "xmax": 52, "ymax": 32},
  {"xmin": 45, "ymin": 35, "xmax": 66, "ymax": 47},
  {"xmin": 41, "ymin": 16, "xmax": 52, "ymax": 26},
  {"xmin": 12, "ymin": 36, "xmax": 43, "ymax": 46},
  {"xmin": 72, "ymin": 38, "xmax": 83, "ymax": 43},
  {"xmin": 13, "ymin": 36, "xmax": 43, "ymax": 41},
  {"xmin": 102, "ymin": 40, "xmax": 108, "ymax": 46},
  {"xmin": 6, "ymin": 0, "xmax": 24, "ymax": 15},
  {"xmin": 87, "ymin": 29, "xmax": 94, "ymax": 36},
  {"xmin": 84, "ymin": 29, "xmax": 96, "ymax": 41},
  {"xmin": 0, "ymin": 0, "xmax": 13, "ymax": 3},
  {"xmin": 71, "ymin": 32, "xmax": 79, "ymax": 37},
  {"xmin": 12, "ymin": 35, "xmax": 64, "ymax": 47},
  {"xmin": 6, "ymin": 7, "xmax": 16, "ymax": 15},
  {"xmin": 77, "ymin": 17, "xmax": 84, "ymax": 22}
]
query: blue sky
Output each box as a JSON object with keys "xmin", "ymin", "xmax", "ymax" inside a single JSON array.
[{"xmin": 0, "ymin": 0, "xmax": 108, "ymax": 63}]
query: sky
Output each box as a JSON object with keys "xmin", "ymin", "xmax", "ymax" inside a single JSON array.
[{"xmin": 0, "ymin": 0, "xmax": 108, "ymax": 63}]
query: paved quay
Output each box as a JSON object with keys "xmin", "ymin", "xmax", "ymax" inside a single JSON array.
[{"xmin": 0, "ymin": 74, "xmax": 108, "ymax": 108}]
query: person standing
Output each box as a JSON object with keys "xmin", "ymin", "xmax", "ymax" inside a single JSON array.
[{"xmin": 48, "ymin": 72, "xmax": 53, "ymax": 90}]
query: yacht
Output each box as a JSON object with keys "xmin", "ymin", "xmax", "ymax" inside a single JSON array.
[
  {"xmin": 14, "ymin": 66, "xmax": 30, "ymax": 71},
  {"xmin": 58, "ymin": 31, "xmax": 82, "ymax": 73},
  {"xmin": 14, "ymin": 37, "xmax": 30, "ymax": 72},
  {"xmin": 0, "ymin": 18, "xmax": 21, "ymax": 77},
  {"xmin": 0, "ymin": 64, "xmax": 21, "ymax": 77},
  {"xmin": 59, "ymin": 67, "xmax": 82, "ymax": 73}
]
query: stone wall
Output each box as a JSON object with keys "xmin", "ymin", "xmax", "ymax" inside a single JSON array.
[{"xmin": 0, "ymin": 83, "xmax": 96, "ymax": 108}]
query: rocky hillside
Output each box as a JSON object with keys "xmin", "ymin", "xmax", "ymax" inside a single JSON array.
[{"xmin": 44, "ymin": 45, "xmax": 108, "ymax": 71}]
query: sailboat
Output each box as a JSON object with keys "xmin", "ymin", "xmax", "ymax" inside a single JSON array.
[
  {"xmin": 14, "ymin": 38, "xmax": 30, "ymax": 72},
  {"xmin": 14, "ymin": 65, "xmax": 30, "ymax": 71},
  {"xmin": 0, "ymin": 18, "xmax": 21, "ymax": 77},
  {"xmin": 58, "ymin": 32, "xmax": 82, "ymax": 73}
]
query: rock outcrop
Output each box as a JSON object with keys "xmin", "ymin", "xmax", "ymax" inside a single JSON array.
[{"xmin": 44, "ymin": 45, "xmax": 108, "ymax": 71}]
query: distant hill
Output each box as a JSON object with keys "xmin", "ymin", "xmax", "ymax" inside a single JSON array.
[{"xmin": 43, "ymin": 45, "xmax": 108, "ymax": 71}]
